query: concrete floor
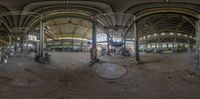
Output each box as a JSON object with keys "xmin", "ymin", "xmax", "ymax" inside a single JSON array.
[{"xmin": 0, "ymin": 52, "xmax": 200, "ymax": 99}]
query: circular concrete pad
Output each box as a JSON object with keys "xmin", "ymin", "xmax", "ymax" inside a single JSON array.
[{"xmin": 95, "ymin": 63, "xmax": 127, "ymax": 79}]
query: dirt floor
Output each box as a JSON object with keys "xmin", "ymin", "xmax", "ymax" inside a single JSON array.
[{"xmin": 0, "ymin": 52, "xmax": 200, "ymax": 99}]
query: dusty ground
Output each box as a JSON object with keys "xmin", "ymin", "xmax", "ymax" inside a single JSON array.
[{"xmin": 0, "ymin": 52, "xmax": 200, "ymax": 99}]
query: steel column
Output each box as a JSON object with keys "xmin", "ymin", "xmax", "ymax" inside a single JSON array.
[
  {"xmin": 62, "ymin": 41, "xmax": 64, "ymax": 52},
  {"xmin": 134, "ymin": 16, "xmax": 140, "ymax": 63},
  {"xmin": 124, "ymin": 35, "xmax": 127, "ymax": 51},
  {"xmin": 145, "ymin": 41, "xmax": 148, "ymax": 52},
  {"xmin": 92, "ymin": 21, "xmax": 96, "ymax": 47},
  {"xmin": 8, "ymin": 35, "xmax": 12, "ymax": 53},
  {"xmin": 107, "ymin": 34, "xmax": 110, "ymax": 55},
  {"xmin": 158, "ymin": 38, "xmax": 162, "ymax": 50},
  {"xmin": 39, "ymin": 15, "xmax": 44, "ymax": 57},
  {"xmin": 187, "ymin": 39, "xmax": 190, "ymax": 52},
  {"xmin": 196, "ymin": 19, "xmax": 200, "ymax": 67},
  {"xmin": 26, "ymin": 34, "xmax": 29, "ymax": 54},
  {"xmin": 90, "ymin": 21, "xmax": 97, "ymax": 63},
  {"xmin": 174, "ymin": 38, "xmax": 177, "ymax": 52}
]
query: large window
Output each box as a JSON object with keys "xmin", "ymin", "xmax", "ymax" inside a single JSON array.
[
  {"xmin": 28, "ymin": 35, "xmax": 37, "ymax": 41},
  {"xmin": 161, "ymin": 33, "xmax": 165, "ymax": 35}
]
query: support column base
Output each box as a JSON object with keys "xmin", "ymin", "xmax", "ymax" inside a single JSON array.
[
  {"xmin": 135, "ymin": 59, "xmax": 141, "ymax": 64},
  {"xmin": 90, "ymin": 47, "xmax": 98, "ymax": 65},
  {"xmin": 90, "ymin": 58, "xmax": 100, "ymax": 65},
  {"xmin": 107, "ymin": 51, "xmax": 111, "ymax": 56}
]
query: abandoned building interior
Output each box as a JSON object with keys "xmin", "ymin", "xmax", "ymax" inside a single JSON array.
[{"xmin": 0, "ymin": 0, "xmax": 200, "ymax": 99}]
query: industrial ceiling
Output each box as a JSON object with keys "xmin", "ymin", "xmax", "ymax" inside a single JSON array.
[{"xmin": 0, "ymin": 0, "xmax": 199, "ymax": 42}]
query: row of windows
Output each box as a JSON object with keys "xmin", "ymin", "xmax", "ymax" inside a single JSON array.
[
  {"xmin": 140, "ymin": 32, "xmax": 195, "ymax": 40},
  {"xmin": 141, "ymin": 43, "xmax": 189, "ymax": 48},
  {"xmin": 28, "ymin": 35, "xmax": 37, "ymax": 41}
]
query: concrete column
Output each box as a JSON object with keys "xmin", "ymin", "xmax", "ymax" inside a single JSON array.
[
  {"xmin": 160, "ymin": 40, "xmax": 163, "ymax": 50},
  {"xmin": 26, "ymin": 34, "xmax": 29, "ymax": 54},
  {"xmin": 145, "ymin": 41, "xmax": 148, "ymax": 52},
  {"xmin": 62, "ymin": 41, "xmax": 64, "ymax": 52},
  {"xmin": 20, "ymin": 35, "xmax": 23, "ymax": 52},
  {"xmin": 80, "ymin": 42, "xmax": 83, "ymax": 52},
  {"xmin": 158, "ymin": 38, "xmax": 161, "ymax": 50},
  {"xmin": 107, "ymin": 34, "xmax": 110, "ymax": 55},
  {"xmin": 90, "ymin": 21, "xmax": 97, "ymax": 63},
  {"xmin": 39, "ymin": 15, "xmax": 44, "ymax": 58},
  {"xmin": 166, "ymin": 43, "xmax": 169, "ymax": 48},
  {"xmin": 155, "ymin": 43, "xmax": 158, "ymax": 52},
  {"xmin": 155, "ymin": 44, "xmax": 157, "ymax": 49},
  {"xmin": 71, "ymin": 40, "xmax": 74, "ymax": 49},
  {"xmin": 123, "ymin": 35, "xmax": 127, "ymax": 51},
  {"xmin": 174, "ymin": 38, "xmax": 177, "ymax": 52},
  {"xmin": 134, "ymin": 16, "xmax": 140, "ymax": 63},
  {"xmin": 8, "ymin": 35, "xmax": 12, "ymax": 53},
  {"xmin": 172, "ymin": 43, "xmax": 175, "ymax": 52},
  {"xmin": 187, "ymin": 39, "xmax": 191, "ymax": 52},
  {"xmin": 2, "ymin": 43, "xmax": 4, "ymax": 53}
]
